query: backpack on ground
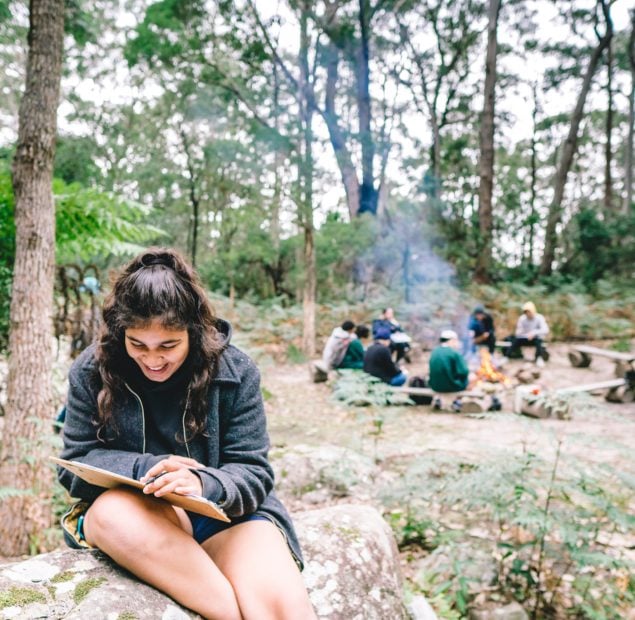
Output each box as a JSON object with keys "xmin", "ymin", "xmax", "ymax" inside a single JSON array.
[{"xmin": 407, "ymin": 375, "xmax": 433, "ymax": 405}]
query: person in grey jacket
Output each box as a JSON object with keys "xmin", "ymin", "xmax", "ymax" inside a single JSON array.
[{"xmin": 58, "ymin": 247, "xmax": 315, "ymax": 620}]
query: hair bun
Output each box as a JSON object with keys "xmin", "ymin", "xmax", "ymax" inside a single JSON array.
[{"xmin": 140, "ymin": 253, "xmax": 175, "ymax": 269}]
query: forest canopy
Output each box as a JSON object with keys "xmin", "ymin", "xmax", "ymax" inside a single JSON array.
[{"xmin": 0, "ymin": 0, "xmax": 633, "ymax": 346}]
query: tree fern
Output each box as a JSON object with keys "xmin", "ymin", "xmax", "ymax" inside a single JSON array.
[{"xmin": 54, "ymin": 180, "xmax": 167, "ymax": 263}]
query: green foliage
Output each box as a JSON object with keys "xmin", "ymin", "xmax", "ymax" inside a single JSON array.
[
  {"xmin": 54, "ymin": 179, "xmax": 167, "ymax": 263},
  {"xmin": 285, "ymin": 343, "xmax": 306, "ymax": 364},
  {"xmin": 332, "ymin": 370, "xmax": 411, "ymax": 407},
  {"xmin": 125, "ymin": 0, "xmax": 206, "ymax": 66},
  {"xmin": 561, "ymin": 207, "xmax": 635, "ymax": 288},
  {"xmin": 382, "ymin": 446, "xmax": 635, "ymax": 617},
  {"xmin": 0, "ymin": 165, "xmax": 167, "ymax": 351},
  {"xmin": 54, "ymin": 136, "xmax": 101, "ymax": 186},
  {"xmin": 65, "ymin": 0, "xmax": 102, "ymax": 46},
  {"xmin": 468, "ymin": 281, "xmax": 635, "ymax": 341}
]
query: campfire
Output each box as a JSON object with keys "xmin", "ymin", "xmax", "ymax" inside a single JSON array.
[{"xmin": 474, "ymin": 349, "xmax": 512, "ymax": 387}]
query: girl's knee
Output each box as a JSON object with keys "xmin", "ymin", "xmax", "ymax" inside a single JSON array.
[{"xmin": 85, "ymin": 488, "xmax": 172, "ymax": 549}]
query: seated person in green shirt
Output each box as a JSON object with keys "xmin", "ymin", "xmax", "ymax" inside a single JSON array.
[
  {"xmin": 428, "ymin": 329, "xmax": 471, "ymax": 393},
  {"xmin": 338, "ymin": 324, "xmax": 370, "ymax": 369}
]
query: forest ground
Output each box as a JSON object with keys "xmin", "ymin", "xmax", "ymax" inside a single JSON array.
[{"xmin": 260, "ymin": 341, "xmax": 634, "ymax": 476}]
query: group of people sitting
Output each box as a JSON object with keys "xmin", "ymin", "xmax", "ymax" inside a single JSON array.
[
  {"xmin": 321, "ymin": 307, "xmax": 412, "ymax": 386},
  {"xmin": 322, "ymin": 301, "xmax": 550, "ymax": 400}
]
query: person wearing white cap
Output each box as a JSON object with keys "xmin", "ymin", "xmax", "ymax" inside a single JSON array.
[
  {"xmin": 509, "ymin": 301, "xmax": 550, "ymax": 366},
  {"xmin": 428, "ymin": 329, "xmax": 470, "ymax": 397}
]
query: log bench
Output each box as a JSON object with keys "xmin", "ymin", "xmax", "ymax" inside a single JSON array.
[
  {"xmin": 519, "ymin": 378, "xmax": 633, "ymax": 419},
  {"xmin": 392, "ymin": 386, "xmax": 488, "ymax": 413},
  {"xmin": 568, "ymin": 344, "xmax": 634, "ymax": 376},
  {"xmin": 556, "ymin": 377, "xmax": 634, "ymax": 403}
]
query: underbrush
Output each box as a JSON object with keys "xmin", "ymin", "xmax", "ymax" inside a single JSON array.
[{"xmin": 380, "ymin": 444, "xmax": 635, "ymax": 619}]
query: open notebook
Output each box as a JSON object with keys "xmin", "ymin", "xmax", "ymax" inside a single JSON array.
[{"xmin": 52, "ymin": 456, "xmax": 230, "ymax": 522}]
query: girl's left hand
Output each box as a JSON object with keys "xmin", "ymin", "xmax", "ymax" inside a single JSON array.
[{"xmin": 140, "ymin": 455, "xmax": 204, "ymax": 497}]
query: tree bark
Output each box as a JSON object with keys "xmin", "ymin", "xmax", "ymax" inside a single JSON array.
[
  {"xmin": 299, "ymin": 4, "xmax": 316, "ymax": 357},
  {"xmin": 180, "ymin": 130, "xmax": 200, "ymax": 267},
  {"xmin": 540, "ymin": 0, "xmax": 613, "ymax": 275},
  {"xmin": 604, "ymin": 38, "xmax": 613, "ymax": 213},
  {"xmin": 474, "ymin": 0, "xmax": 501, "ymax": 283},
  {"xmin": 625, "ymin": 10, "xmax": 635, "ymax": 214},
  {"xmin": 356, "ymin": 0, "xmax": 378, "ymax": 215},
  {"xmin": 271, "ymin": 63, "xmax": 283, "ymax": 251},
  {"xmin": 0, "ymin": 0, "xmax": 64, "ymax": 556},
  {"xmin": 528, "ymin": 83, "xmax": 539, "ymax": 266},
  {"xmin": 322, "ymin": 42, "xmax": 361, "ymax": 219}
]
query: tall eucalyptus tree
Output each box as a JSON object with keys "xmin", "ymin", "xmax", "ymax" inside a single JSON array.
[
  {"xmin": 540, "ymin": 0, "xmax": 613, "ymax": 276},
  {"xmin": 0, "ymin": 0, "xmax": 64, "ymax": 555}
]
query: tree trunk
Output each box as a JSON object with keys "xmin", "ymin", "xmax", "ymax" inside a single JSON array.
[
  {"xmin": 528, "ymin": 84, "xmax": 539, "ymax": 266},
  {"xmin": 299, "ymin": 4, "xmax": 316, "ymax": 357},
  {"xmin": 604, "ymin": 38, "xmax": 613, "ymax": 213},
  {"xmin": 271, "ymin": 64, "xmax": 282, "ymax": 251},
  {"xmin": 625, "ymin": 10, "xmax": 635, "ymax": 214},
  {"xmin": 474, "ymin": 0, "xmax": 501, "ymax": 283},
  {"xmin": 0, "ymin": 0, "xmax": 64, "ymax": 556},
  {"xmin": 540, "ymin": 0, "xmax": 613, "ymax": 275},
  {"xmin": 180, "ymin": 130, "xmax": 199, "ymax": 267},
  {"xmin": 356, "ymin": 0, "xmax": 378, "ymax": 215},
  {"xmin": 322, "ymin": 42, "xmax": 360, "ymax": 219}
]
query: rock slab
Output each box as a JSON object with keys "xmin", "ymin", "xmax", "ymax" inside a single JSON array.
[{"xmin": 0, "ymin": 504, "xmax": 408, "ymax": 620}]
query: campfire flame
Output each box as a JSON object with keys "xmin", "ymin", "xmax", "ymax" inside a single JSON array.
[{"xmin": 475, "ymin": 349, "xmax": 511, "ymax": 386}]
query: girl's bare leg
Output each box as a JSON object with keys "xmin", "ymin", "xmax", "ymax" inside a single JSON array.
[
  {"xmin": 203, "ymin": 520, "xmax": 317, "ymax": 620},
  {"xmin": 83, "ymin": 487, "xmax": 242, "ymax": 620}
]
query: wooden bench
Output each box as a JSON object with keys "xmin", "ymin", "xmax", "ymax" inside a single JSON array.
[
  {"xmin": 520, "ymin": 378, "xmax": 633, "ymax": 419},
  {"xmin": 392, "ymin": 386, "xmax": 486, "ymax": 399},
  {"xmin": 392, "ymin": 386, "xmax": 489, "ymax": 413},
  {"xmin": 568, "ymin": 345, "xmax": 634, "ymax": 375},
  {"xmin": 556, "ymin": 377, "xmax": 633, "ymax": 403}
]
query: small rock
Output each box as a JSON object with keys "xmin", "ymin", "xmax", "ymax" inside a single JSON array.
[
  {"xmin": 406, "ymin": 594, "xmax": 439, "ymax": 619},
  {"xmin": 469, "ymin": 601, "xmax": 529, "ymax": 620}
]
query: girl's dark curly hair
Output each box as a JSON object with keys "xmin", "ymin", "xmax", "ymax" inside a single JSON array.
[{"xmin": 96, "ymin": 247, "xmax": 225, "ymax": 440}]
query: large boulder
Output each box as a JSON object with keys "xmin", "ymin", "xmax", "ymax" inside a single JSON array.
[
  {"xmin": 270, "ymin": 444, "xmax": 379, "ymax": 509},
  {"xmin": 0, "ymin": 504, "xmax": 409, "ymax": 620}
]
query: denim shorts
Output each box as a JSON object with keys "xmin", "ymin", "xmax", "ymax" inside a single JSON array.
[{"xmin": 187, "ymin": 512, "xmax": 269, "ymax": 544}]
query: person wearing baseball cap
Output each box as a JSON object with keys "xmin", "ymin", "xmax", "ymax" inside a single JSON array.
[{"xmin": 428, "ymin": 329, "xmax": 470, "ymax": 407}]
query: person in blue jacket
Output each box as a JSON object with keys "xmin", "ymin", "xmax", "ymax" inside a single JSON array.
[
  {"xmin": 58, "ymin": 248, "xmax": 315, "ymax": 620},
  {"xmin": 467, "ymin": 305, "xmax": 496, "ymax": 354}
]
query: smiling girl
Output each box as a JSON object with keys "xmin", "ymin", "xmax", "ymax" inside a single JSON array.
[{"xmin": 58, "ymin": 248, "xmax": 315, "ymax": 619}]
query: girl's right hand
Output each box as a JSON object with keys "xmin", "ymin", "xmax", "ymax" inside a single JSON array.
[{"xmin": 140, "ymin": 455, "xmax": 206, "ymax": 496}]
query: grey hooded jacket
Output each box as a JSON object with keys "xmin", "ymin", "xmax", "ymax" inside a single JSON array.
[{"xmin": 58, "ymin": 325, "xmax": 303, "ymax": 568}]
